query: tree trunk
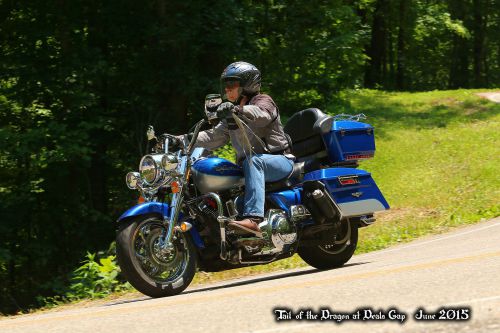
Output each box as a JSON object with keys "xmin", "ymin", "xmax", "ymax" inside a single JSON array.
[
  {"xmin": 365, "ymin": 0, "xmax": 387, "ymax": 88},
  {"xmin": 473, "ymin": 0, "xmax": 486, "ymax": 87},
  {"xmin": 396, "ymin": 0, "xmax": 408, "ymax": 90},
  {"xmin": 448, "ymin": 0, "xmax": 470, "ymax": 88}
]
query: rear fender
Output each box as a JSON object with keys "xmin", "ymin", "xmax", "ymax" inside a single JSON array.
[{"xmin": 117, "ymin": 202, "xmax": 204, "ymax": 249}]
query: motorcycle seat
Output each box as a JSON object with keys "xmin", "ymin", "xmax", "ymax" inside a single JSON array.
[
  {"xmin": 284, "ymin": 108, "xmax": 333, "ymax": 159},
  {"xmin": 265, "ymin": 161, "xmax": 305, "ymax": 192}
]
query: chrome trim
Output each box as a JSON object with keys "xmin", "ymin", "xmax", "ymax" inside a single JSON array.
[
  {"xmin": 359, "ymin": 216, "xmax": 376, "ymax": 227},
  {"xmin": 338, "ymin": 199, "xmax": 386, "ymax": 216},
  {"xmin": 226, "ymin": 200, "xmax": 238, "ymax": 218},
  {"xmin": 161, "ymin": 154, "xmax": 178, "ymax": 171},
  {"xmin": 139, "ymin": 154, "xmax": 164, "ymax": 185},
  {"xmin": 161, "ymin": 153, "xmax": 188, "ymax": 252},
  {"xmin": 289, "ymin": 205, "xmax": 311, "ymax": 222},
  {"xmin": 126, "ymin": 172, "xmax": 141, "ymax": 189},
  {"xmin": 199, "ymin": 192, "xmax": 229, "ymax": 260},
  {"xmin": 237, "ymin": 249, "xmax": 279, "ymax": 264}
]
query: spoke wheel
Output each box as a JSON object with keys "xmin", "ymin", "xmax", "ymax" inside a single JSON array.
[{"xmin": 117, "ymin": 215, "xmax": 197, "ymax": 297}]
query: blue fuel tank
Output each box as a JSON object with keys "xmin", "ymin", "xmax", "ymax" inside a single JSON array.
[{"xmin": 191, "ymin": 157, "xmax": 244, "ymax": 194}]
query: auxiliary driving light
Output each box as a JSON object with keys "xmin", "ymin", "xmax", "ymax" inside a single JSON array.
[{"xmin": 126, "ymin": 172, "xmax": 141, "ymax": 189}]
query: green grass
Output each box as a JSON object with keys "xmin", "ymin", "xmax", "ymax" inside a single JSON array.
[{"xmin": 191, "ymin": 89, "xmax": 500, "ymax": 285}]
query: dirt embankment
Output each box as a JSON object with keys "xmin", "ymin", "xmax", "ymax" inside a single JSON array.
[{"xmin": 476, "ymin": 91, "xmax": 500, "ymax": 103}]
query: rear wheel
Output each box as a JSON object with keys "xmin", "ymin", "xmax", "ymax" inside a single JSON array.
[
  {"xmin": 298, "ymin": 219, "xmax": 358, "ymax": 270},
  {"xmin": 116, "ymin": 215, "xmax": 196, "ymax": 297}
]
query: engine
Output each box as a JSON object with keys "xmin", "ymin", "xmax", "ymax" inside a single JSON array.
[{"xmin": 235, "ymin": 209, "xmax": 297, "ymax": 256}]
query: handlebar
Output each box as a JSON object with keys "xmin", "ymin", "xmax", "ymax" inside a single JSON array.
[{"xmin": 186, "ymin": 119, "xmax": 206, "ymax": 155}]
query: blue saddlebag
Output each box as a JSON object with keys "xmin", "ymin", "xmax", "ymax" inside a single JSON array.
[{"xmin": 303, "ymin": 168, "xmax": 389, "ymax": 217}]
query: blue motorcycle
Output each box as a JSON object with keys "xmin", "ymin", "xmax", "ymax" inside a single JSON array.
[{"xmin": 116, "ymin": 106, "xmax": 389, "ymax": 297}]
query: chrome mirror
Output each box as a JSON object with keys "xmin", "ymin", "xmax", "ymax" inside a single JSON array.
[{"xmin": 146, "ymin": 125, "xmax": 156, "ymax": 141}]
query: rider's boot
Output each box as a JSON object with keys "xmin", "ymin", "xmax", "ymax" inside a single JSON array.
[{"xmin": 228, "ymin": 217, "xmax": 263, "ymax": 238}]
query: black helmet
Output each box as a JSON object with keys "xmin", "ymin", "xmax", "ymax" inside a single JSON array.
[{"xmin": 220, "ymin": 61, "xmax": 261, "ymax": 100}]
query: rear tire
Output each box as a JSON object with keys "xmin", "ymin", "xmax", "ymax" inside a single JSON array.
[
  {"xmin": 298, "ymin": 219, "xmax": 358, "ymax": 270},
  {"xmin": 116, "ymin": 215, "xmax": 197, "ymax": 297}
]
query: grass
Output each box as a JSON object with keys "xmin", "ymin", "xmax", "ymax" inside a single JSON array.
[{"xmin": 191, "ymin": 89, "xmax": 500, "ymax": 285}]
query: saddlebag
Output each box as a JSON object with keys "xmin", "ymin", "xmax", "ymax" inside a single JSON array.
[{"xmin": 303, "ymin": 168, "xmax": 389, "ymax": 218}]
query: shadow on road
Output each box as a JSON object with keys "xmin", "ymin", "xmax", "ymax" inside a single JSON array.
[{"xmin": 104, "ymin": 262, "xmax": 369, "ymax": 307}]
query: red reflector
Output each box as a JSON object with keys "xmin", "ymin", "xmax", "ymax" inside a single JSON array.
[
  {"xmin": 338, "ymin": 176, "xmax": 360, "ymax": 186},
  {"xmin": 204, "ymin": 198, "xmax": 217, "ymax": 209},
  {"xmin": 344, "ymin": 153, "xmax": 374, "ymax": 160}
]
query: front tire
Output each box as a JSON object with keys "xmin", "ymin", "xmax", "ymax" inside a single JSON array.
[
  {"xmin": 116, "ymin": 215, "xmax": 197, "ymax": 297},
  {"xmin": 298, "ymin": 219, "xmax": 358, "ymax": 270}
]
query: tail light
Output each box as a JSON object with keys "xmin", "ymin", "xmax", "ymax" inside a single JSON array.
[
  {"xmin": 338, "ymin": 176, "xmax": 359, "ymax": 186},
  {"xmin": 344, "ymin": 153, "xmax": 374, "ymax": 160}
]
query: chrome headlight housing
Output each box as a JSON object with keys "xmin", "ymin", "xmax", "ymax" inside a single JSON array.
[
  {"xmin": 139, "ymin": 154, "xmax": 164, "ymax": 185},
  {"xmin": 161, "ymin": 153, "xmax": 178, "ymax": 171}
]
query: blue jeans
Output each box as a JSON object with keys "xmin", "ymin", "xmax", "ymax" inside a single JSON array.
[{"xmin": 241, "ymin": 154, "xmax": 294, "ymax": 218}]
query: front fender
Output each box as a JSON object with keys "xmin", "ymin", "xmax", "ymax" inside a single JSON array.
[
  {"xmin": 117, "ymin": 202, "xmax": 170, "ymax": 222},
  {"xmin": 116, "ymin": 202, "xmax": 205, "ymax": 249}
]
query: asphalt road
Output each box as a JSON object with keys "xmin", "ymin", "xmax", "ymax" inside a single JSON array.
[{"xmin": 2, "ymin": 217, "xmax": 500, "ymax": 333}]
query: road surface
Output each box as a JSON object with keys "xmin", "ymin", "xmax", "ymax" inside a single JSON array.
[{"xmin": 1, "ymin": 217, "xmax": 500, "ymax": 333}]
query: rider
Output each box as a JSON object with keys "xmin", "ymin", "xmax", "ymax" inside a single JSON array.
[{"xmin": 190, "ymin": 61, "xmax": 294, "ymax": 237}]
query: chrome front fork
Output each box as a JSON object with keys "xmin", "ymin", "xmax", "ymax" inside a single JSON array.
[{"xmin": 160, "ymin": 154, "xmax": 188, "ymax": 252}]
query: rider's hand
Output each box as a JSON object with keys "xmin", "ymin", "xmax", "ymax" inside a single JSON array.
[
  {"xmin": 168, "ymin": 135, "xmax": 183, "ymax": 150},
  {"xmin": 217, "ymin": 102, "xmax": 237, "ymax": 119}
]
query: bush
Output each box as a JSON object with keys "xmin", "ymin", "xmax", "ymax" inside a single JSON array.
[{"xmin": 65, "ymin": 252, "xmax": 129, "ymax": 300}]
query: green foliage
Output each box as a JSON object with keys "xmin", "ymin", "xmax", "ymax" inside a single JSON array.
[
  {"xmin": 39, "ymin": 250, "xmax": 131, "ymax": 309},
  {"xmin": 215, "ymin": 145, "xmax": 236, "ymax": 163},
  {"xmin": 65, "ymin": 252, "xmax": 129, "ymax": 301}
]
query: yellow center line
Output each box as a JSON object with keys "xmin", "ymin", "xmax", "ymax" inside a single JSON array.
[{"xmin": 2, "ymin": 250, "xmax": 499, "ymax": 328}]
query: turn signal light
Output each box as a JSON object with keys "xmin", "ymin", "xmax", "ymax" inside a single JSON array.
[
  {"xmin": 138, "ymin": 195, "xmax": 145, "ymax": 204},
  {"xmin": 180, "ymin": 222, "xmax": 192, "ymax": 232},
  {"xmin": 171, "ymin": 181, "xmax": 180, "ymax": 193}
]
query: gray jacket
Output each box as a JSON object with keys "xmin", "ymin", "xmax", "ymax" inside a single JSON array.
[{"xmin": 195, "ymin": 94, "xmax": 291, "ymax": 163}]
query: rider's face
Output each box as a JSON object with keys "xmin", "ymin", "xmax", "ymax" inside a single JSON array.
[{"xmin": 225, "ymin": 81, "xmax": 241, "ymax": 102}]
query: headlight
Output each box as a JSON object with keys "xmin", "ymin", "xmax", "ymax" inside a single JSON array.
[
  {"xmin": 125, "ymin": 172, "xmax": 141, "ymax": 189},
  {"xmin": 139, "ymin": 154, "xmax": 163, "ymax": 185},
  {"xmin": 161, "ymin": 154, "xmax": 178, "ymax": 171}
]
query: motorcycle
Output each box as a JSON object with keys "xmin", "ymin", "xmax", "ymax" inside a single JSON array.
[{"xmin": 116, "ymin": 96, "xmax": 389, "ymax": 297}]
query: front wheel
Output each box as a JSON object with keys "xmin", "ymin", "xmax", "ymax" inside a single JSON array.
[
  {"xmin": 298, "ymin": 219, "xmax": 358, "ymax": 270},
  {"xmin": 116, "ymin": 215, "xmax": 197, "ymax": 297}
]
